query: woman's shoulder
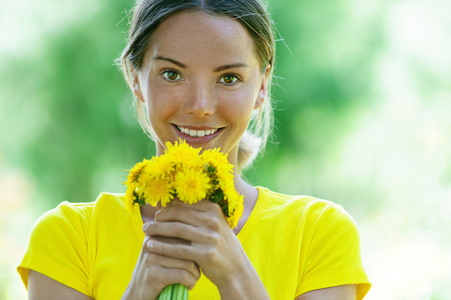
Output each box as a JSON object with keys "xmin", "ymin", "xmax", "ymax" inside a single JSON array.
[
  {"xmin": 41, "ymin": 192, "xmax": 123, "ymax": 214},
  {"xmin": 34, "ymin": 201, "xmax": 94, "ymax": 229},
  {"xmin": 257, "ymin": 186, "xmax": 335, "ymax": 212},
  {"xmin": 255, "ymin": 186, "xmax": 357, "ymax": 227},
  {"xmin": 32, "ymin": 192, "xmax": 126, "ymax": 231},
  {"xmin": 91, "ymin": 192, "xmax": 127, "ymax": 213}
]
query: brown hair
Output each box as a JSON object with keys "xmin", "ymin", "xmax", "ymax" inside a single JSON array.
[{"xmin": 120, "ymin": 0, "xmax": 275, "ymax": 171}]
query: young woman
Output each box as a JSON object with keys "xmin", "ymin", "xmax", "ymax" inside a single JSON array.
[{"xmin": 18, "ymin": 0, "xmax": 371, "ymax": 299}]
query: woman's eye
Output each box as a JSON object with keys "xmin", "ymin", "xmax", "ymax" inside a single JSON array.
[
  {"xmin": 220, "ymin": 75, "xmax": 238, "ymax": 85},
  {"xmin": 162, "ymin": 70, "xmax": 181, "ymax": 81}
]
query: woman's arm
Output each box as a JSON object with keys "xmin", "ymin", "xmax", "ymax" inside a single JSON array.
[
  {"xmin": 296, "ymin": 284, "xmax": 357, "ymax": 300},
  {"xmin": 28, "ymin": 270, "xmax": 93, "ymax": 300}
]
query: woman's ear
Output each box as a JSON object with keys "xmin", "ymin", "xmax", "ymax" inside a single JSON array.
[
  {"xmin": 254, "ymin": 65, "xmax": 271, "ymax": 110},
  {"xmin": 131, "ymin": 66, "xmax": 145, "ymax": 103}
]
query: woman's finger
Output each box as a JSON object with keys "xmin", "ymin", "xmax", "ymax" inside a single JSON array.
[
  {"xmin": 153, "ymin": 201, "xmax": 227, "ymax": 229},
  {"xmin": 146, "ymin": 238, "xmax": 200, "ymax": 262},
  {"xmin": 144, "ymin": 218, "xmax": 223, "ymax": 247},
  {"xmin": 143, "ymin": 250, "xmax": 200, "ymax": 281}
]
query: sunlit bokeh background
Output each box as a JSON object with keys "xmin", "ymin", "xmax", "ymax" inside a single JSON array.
[{"xmin": 1, "ymin": 0, "xmax": 450, "ymax": 299}]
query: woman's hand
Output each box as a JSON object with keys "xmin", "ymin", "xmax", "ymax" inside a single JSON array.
[
  {"xmin": 121, "ymin": 228, "xmax": 200, "ymax": 300},
  {"xmin": 144, "ymin": 199, "xmax": 270, "ymax": 299}
]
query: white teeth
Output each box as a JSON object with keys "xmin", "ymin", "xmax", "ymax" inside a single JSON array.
[{"xmin": 177, "ymin": 126, "xmax": 218, "ymax": 137}]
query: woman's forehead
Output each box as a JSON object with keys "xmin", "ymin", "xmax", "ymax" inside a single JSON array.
[{"xmin": 143, "ymin": 11, "xmax": 259, "ymax": 68}]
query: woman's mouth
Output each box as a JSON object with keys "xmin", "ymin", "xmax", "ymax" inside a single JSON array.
[{"xmin": 174, "ymin": 125, "xmax": 221, "ymax": 137}]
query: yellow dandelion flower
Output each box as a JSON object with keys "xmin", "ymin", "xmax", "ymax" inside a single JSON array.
[
  {"xmin": 136, "ymin": 183, "xmax": 147, "ymax": 200},
  {"xmin": 219, "ymin": 176, "xmax": 236, "ymax": 197},
  {"xmin": 228, "ymin": 207, "xmax": 243, "ymax": 229},
  {"xmin": 202, "ymin": 148, "xmax": 234, "ymax": 190},
  {"xmin": 124, "ymin": 183, "xmax": 137, "ymax": 213},
  {"xmin": 202, "ymin": 148, "xmax": 233, "ymax": 174},
  {"xmin": 124, "ymin": 139, "xmax": 244, "ymax": 228},
  {"xmin": 137, "ymin": 171, "xmax": 151, "ymax": 188},
  {"xmin": 125, "ymin": 159, "xmax": 149, "ymax": 186},
  {"xmin": 226, "ymin": 193, "xmax": 244, "ymax": 228},
  {"xmin": 184, "ymin": 154, "xmax": 206, "ymax": 172},
  {"xmin": 151, "ymin": 154, "xmax": 174, "ymax": 179},
  {"xmin": 225, "ymin": 190, "xmax": 240, "ymax": 210},
  {"xmin": 165, "ymin": 139, "xmax": 202, "ymax": 166},
  {"xmin": 175, "ymin": 167, "xmax": 211, "ymax": 204},
  {"xmin": 142, "ymin": 177, "xmax": 174, "ymax": 207}
]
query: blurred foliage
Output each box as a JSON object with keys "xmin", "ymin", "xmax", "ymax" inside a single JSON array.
[
  {"xmin": 1, "ymin": 0, "xmax": 154, "ymax": 208},
  {"xmin": 248, "ymin": 0, "xmax": 386, "ymax": 212}
]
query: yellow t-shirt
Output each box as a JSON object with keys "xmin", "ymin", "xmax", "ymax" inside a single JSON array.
[{"xmin": 18, "ymin": 187, "xmax": 371, "ymax": 299}]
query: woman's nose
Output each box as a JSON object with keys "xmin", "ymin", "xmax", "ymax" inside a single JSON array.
[{"xmin": 183, "ymin": 83, "xmax": 215, "ymax": 117}]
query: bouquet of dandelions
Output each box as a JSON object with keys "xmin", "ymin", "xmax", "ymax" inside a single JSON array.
[{"xmin": 124, "ymin": 139, "xmax": 244, "ymax": 300}]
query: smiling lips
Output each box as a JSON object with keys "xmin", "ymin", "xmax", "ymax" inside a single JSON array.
[{"xmin": 175, "ymin": 125, "xmax": 221, "ymax": 138}]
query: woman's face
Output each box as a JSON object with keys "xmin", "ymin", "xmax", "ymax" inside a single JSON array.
[{"xmin": 133, "ymin": 11, "xmax": 268, "ymax": 166}]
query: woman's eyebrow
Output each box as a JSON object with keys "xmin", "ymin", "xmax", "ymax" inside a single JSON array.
[
  {"xmin": 214, "ymin": 63, "xmax": 249, "ymax": 72},
  {"xmin": 153, "ymin": 56, "xmax": 187, "ymax": 68},
  {"xmin": 153, "ymin": 56, "xmax": 249, "ymax": 72}
]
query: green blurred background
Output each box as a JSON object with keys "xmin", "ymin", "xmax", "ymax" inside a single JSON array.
[{"xmin": 1, "ymin": 0, "xmax": 451, "ymax": 299}]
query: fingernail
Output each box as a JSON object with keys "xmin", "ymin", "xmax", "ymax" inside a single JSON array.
[
  {"xmin": 143, "ymin": 222, "xmax": 149, "ymax": 231},
  {"xmin": 147, "ymin": 241, "xmax": 154, "ymax": 249}
]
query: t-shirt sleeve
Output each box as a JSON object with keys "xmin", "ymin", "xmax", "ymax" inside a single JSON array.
[
  {"xmin": 296, "ymin": 203, "xmax": 371, "ymax": 299},
  {"xmin": 17, "ymin": 202, "xmax": 92, "ymax": 296}
]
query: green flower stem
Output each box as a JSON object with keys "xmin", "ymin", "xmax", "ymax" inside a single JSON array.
[{"xmin": 158, "ymin": 284, "xmax": 188, "ymax": 300}]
